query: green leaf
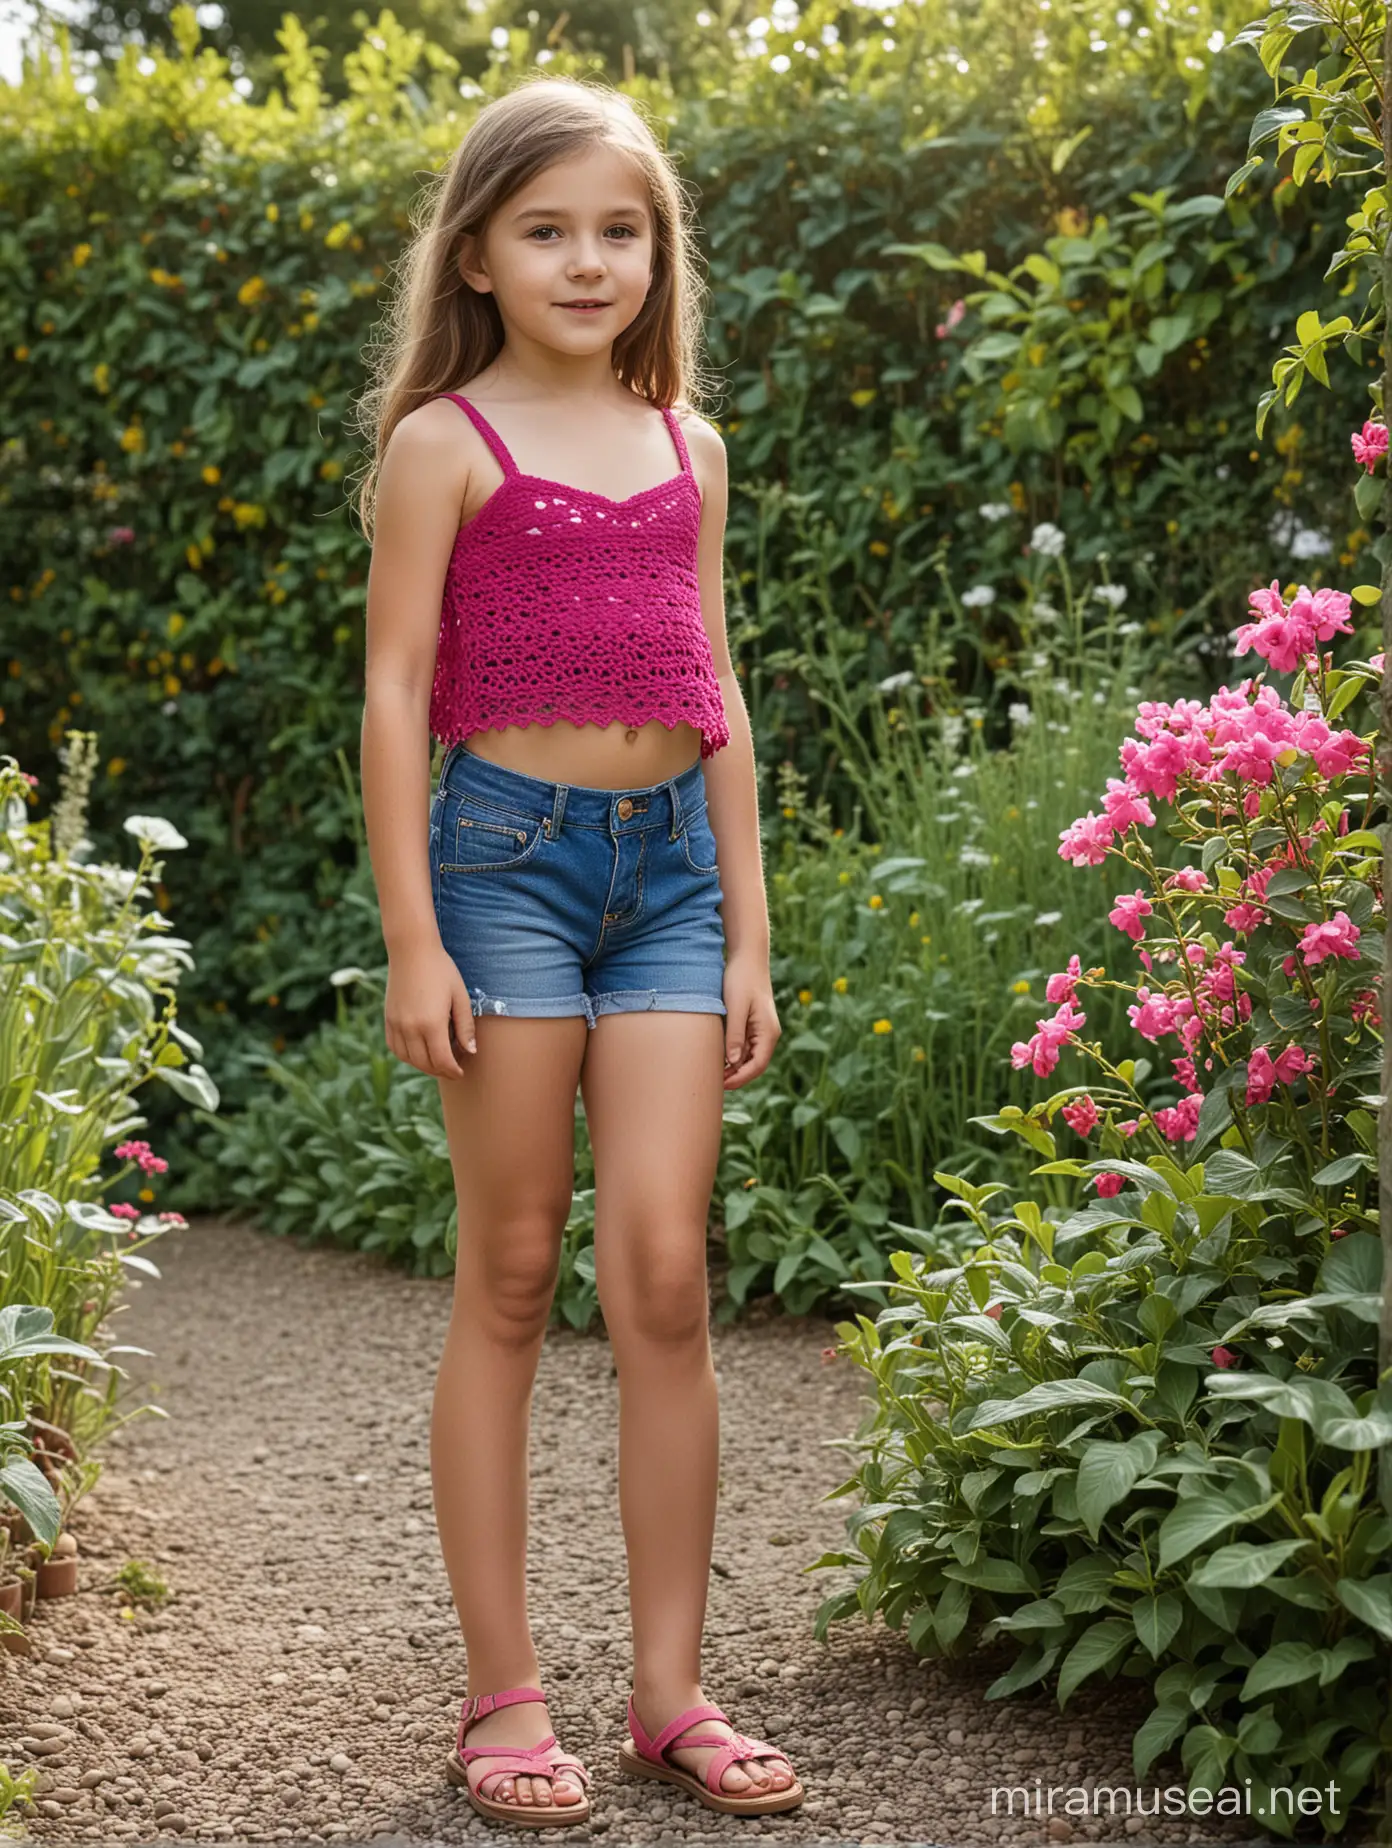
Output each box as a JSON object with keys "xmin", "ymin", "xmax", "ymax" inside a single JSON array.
[
  {"xmin": 1240, "ymin": 1640, "xmax": 1323, "ymax": 1700},
  {"xmin": 1132, "ymin": 1591, "xmax": 1183, "ymax": 1659},
  {"xmin": 1158, "ymin": 1492, "xmax": 1264, "ymax": 1570},
  {"xmin": 1335, "ymin": 1575, "xmax": 1392, "ymax": 1642},
  {"xmin": 942, "ymin": 1556, "xmax": 1036, "ymax": 1595},
  {"xmin": 1189, "ymin": 1539, "xmax": 1310, "ymax": 1589},
  {"xmin": 1056, "ymin": 1617, "xmax": 1133, "ymax": 1707},
  {"xmin": 966, "ymin": 1377, "xmax": 1134, "ymax": 1432},
  {"xmin": 0, "ymin": 1457, "xmax": 61, "ymax": 1547},
  {"xmin": 1075, "ymin": 1432, "xmax": 1162, "ymax": 1539}
]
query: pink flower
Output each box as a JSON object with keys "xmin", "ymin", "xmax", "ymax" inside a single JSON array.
[
  {"xmin": 1371, "ymin": 652, "xmax": 1384, "ymax": 673},
  {"xmin": 1010, "ymin": 999, "xmax": 1086, "ymax": 1077},
  {"xmin": 1093, "ymin": 1172, "xmax": 1125, "ymax": 1198},
  {"xmin": 1330, "ymin": 1225, "xmax": 1350, "ymax": 1240},
  {"xmin": 1350, "ymin": 419, "xmax": 1388, "ymax": 472},
  {"xmin": 984, "ymin": 1302, "xmax": 1003, "ymax": 1320},
  {"xmin": 1101, "ymin": 778, "xmax": 1156, "ymax": 832},
  {"xmin": 1058, "ymin": 812, "xmax": 1115, "ymax": 866},
  {"xmin": 1224, "ymin": 899, "xmax": 1268, "ymax": 933},
  {"xmin": 107, "ymin": 525, "xmax": 135, "ymax": 545},
  {"xmin": 157, "ymin": 1211, "xmax": 187, "ymax": 1227},
  {"xmin": 109, "ymin": 1202, "xmax": 140, "ymax": 1221},
  {"xmin": 1062, "ymin": 1094, "xmax": 1100, "ymax": 1137},
  {"xmin": 1233, "ymin": 581, "xmax": 1355, "ymax": 675},
  {"xmin": 1109, "ymin": 890, "xmax": 1154, "ymax": 942},
  {"xmin": 20, "ymin": 772, "xmax": 38, "ymax": 789},
  {"xmin": 114, "ymin": 1139, "xmax": 150, "ymax": 1160},
  {"xmin": 1152, "ymin": 1094, "xmax": 1202, "ymax": 1142},
  {"xmin": 820, "ymin": 1345, "xmax": 839, "ymax": 1365},
  {"xmin": 1273, "ymin": 1042, "xmax": 1312, "ymax": 1084},
  {"xmin": 934, "ymin": 298, "xmax": 966, "ymax": 338},
  {"xmin": 1045, "ymin": 954, "xmax": 1084, "ymax": 1004},
  {"xmin": 1165, "ymin": 866, "xmax": 1209, "ymax": 894},
  {"xmin": 1211, "ymin": 1346, "xmax": 1238, "ymax": 1369},
  {"xmin": 1298, "ymin": 911, "xmax": 1360, "ymax": 966}
]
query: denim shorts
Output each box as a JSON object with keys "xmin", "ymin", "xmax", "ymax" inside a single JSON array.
[{"xmin": 429, "ymin": 743, "xmax": 728, "ymax": 1026}]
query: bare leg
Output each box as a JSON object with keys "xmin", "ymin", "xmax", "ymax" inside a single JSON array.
[
  {"xmin": 432, "ymin": 1013, "xmax": 590, "ymax": 1810},
  {"xmin": 580, "ymin": 1011, "xmax": 793, "ymax": 1796}
]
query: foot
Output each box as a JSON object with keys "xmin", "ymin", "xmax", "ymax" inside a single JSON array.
[
  {"xmin": 463, "ymin": 1696, "xmax": 587, "ymax": 1811},
  {"xmin": 632, "ymin": 1689, "xmax": 797, "ymax": 1797}
]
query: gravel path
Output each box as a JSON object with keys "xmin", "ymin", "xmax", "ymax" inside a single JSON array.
[{"xmin": 0, "ymin": 1217, "xmax": 1249, "ymax": 1847}]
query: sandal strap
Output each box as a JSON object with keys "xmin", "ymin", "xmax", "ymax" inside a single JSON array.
[
  {"xmin": 700, "ymin": 1735, "xmax": 794, "ymax": 1795},
  {"xmin": 629, "ymin": 1697, "xmax": 730, "ymax": 1762},
  {"xmin": 468, "ymin": 1745, "xmax": 593, "ymax": 1801},
  {"xmin": 457, "ymin": 1685, "xmax": 549, "ymax": 1752}
]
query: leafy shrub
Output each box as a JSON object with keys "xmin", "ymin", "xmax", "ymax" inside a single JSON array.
[{"xmin": 811, "ymin": 574, "xmax": 1387, "ymax": 1834}]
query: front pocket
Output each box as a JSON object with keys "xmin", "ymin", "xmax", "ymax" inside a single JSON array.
[
  {"xmin": 679, "ymin": 804, "xmax": 720, "ymax": 876},
  {"xmin": 441, "ymin": 795, "xmax": 545, "ymax": 873}
]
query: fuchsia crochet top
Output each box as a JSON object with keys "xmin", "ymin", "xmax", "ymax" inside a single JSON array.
[{"xmin": 427, "ymin": 393, "xmax": 731, "ymax": 760}]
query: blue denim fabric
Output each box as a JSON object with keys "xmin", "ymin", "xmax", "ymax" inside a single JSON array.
[{"xmin": 429, "ymin": 743, "xmax": 727, "ymax": 1027}]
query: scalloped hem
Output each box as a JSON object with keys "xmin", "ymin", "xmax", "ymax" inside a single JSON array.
[{"xmin": 430, "ymin": 711, "xmax": 730, "ymax": 759}]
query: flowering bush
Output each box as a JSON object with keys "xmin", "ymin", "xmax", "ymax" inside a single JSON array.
[{"xmin": 810, "ymin": 575, "xmax": 1386, "ymax": 1835}]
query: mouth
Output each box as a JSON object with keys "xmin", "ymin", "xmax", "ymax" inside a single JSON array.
[{"xmin": 557, "ymin": 300, "xmax": 612, "ymax": 312}]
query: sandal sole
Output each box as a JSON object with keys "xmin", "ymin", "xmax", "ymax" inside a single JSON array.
[
  {"xmin": 445, "ymin": 1750, "xmax": 591, "ymax": 1826},
  {"xmin": 617, "ymin": 1738, "xmax": 805, "ymax": 1814}
]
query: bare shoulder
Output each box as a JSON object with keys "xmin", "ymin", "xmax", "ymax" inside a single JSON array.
[
  {"xmin": 673, "ymin": 406, "xmax": 726, "ymax": 467},
  {"xmin": 386, "ymin": 394, "xmax": 479, "ymax": 469}
]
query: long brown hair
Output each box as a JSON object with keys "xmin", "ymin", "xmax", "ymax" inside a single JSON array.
[{"xmin": 349, "ymin": 73, "xmax": 716, "ymax": 544}]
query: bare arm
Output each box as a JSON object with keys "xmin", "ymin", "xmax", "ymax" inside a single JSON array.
[
  {"xmin": 361, "ymin": 402, "xmax": 477, "ymax": 1073},
  {"xmin": 683, "ymin": 414, "xmax": 781, "ymax": 1088}
]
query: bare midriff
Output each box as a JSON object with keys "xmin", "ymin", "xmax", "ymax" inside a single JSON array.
[{"xmin": 462, "ymin": 718, "xmax": 705, "ymax": 790}]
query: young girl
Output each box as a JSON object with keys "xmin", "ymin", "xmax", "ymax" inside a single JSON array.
[{"xmin": 354, "ymin": 74, "xmax": 805, "ymax": 1829}]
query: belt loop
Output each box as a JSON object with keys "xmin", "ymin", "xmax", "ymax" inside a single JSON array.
[
  {"xmin": 439, "ymin": 741, "xmax": 460, "ymax": 790},
  {"xmin": 668, "ymin": 773, "xmax": 684, "ymax": 842},
  {"xmin": 549, "ymin": 784, "xmax": 567, "ymax": 840}
]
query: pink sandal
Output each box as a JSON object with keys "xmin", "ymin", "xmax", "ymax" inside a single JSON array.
[
  {"xmin": 445, "ymin": 1684, "xmax": 592, "ymax": 1827},
  {"xmin": 618, "ymin": 1693, "xmax": 805, "ymax": 1815}
]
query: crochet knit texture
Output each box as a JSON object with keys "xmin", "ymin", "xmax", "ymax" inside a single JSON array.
[{"xmin": 428, "ymin": 393, "xmax": 731, "ymax": 760}]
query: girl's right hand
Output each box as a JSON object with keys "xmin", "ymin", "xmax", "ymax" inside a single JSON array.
[{"xmin": 384, "ymin": 942, "xmax": 477, "ymax": 1077}]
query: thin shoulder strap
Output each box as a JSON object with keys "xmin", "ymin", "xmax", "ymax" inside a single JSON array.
[
  {"xmin": 661, "ymin": 405, "xmax": 693, "ymax": 479},
  {"xmin": 431, "ymin": 392, "xmax": 519, "ymax": 477}
]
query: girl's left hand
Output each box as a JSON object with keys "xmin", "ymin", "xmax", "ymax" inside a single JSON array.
[{"xmin": 722, "ymin": 956, "xmax": 781, "ymax": 1089}]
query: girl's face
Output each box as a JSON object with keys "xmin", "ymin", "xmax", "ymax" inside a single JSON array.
[{"xmin": 461, "ymin": 144, "xmax": 656, "ymax": 354}]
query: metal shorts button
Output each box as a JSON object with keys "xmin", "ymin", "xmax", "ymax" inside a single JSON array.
[{"xmin": 616, "ymin": 797, "xmax": 634, "ymax": 820}]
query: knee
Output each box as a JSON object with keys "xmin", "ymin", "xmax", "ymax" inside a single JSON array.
[
  {"xmin": 464, "ymin": 1213, "xmax": 567, "ymax": 1341},
  {"xmin": 607, "ymin": 1247, "xmax": 710, "ymax": 1348}
]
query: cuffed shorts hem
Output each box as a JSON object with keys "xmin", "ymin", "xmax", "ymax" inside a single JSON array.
[{"xmin": 464, "ymin": 984, "xmax": 726, "ymax": 1027}]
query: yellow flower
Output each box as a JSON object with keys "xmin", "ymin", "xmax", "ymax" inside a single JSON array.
[
  {"xmin": 797, "ymin": 988, "xmax": 813, "ymax": 1005},
  {"xmin": 868, "ymin": 894, "xmax": 883, "ymax": 909},
  {"xmin": 781, "ymin": 805, "xmax": 795, "ymax": 818},
  {"xmin": 72, "ymin": 242, "xmax": 93, "ymax": 266},
  {"xmin": 138, "ymin": 1187, "xmax": 154, "ymax": 1203},
  {"xmin": 837, "ymin": 870, "xmax": 851, "ymax": 885},
  {"xmin": 120, "ymin": 424, "xmax": 145, "ymax": 453},
  {"xmin": 1009, "ymin": 480, "xmax": 1026, "ymax": 511},
  {"xmin": 308, "ymin": 392, "xmax": 326, "ymax": 409},
  {"xmin": 202, "ymin": 465, "xmax": 221, "ymax": 485},
  {"xmin": 108, "ymin": 758, "xmax": 126, "ymax": 777},
  {"xmin": 320, "ymin": 459, "xmax": 343, "ymax": 481},
  {"xmin": 908, "ymin": 911, "xmax": 919, "ymax": 926},
  {"xmin": 872, "ymin": 1018, "xmax": 892, "ymax": 1034},
  {"xmin": 869, "ymin": 540, "xmax": 890, "ymax": 556},
  {"xmin": 1012, "ymin": 979, "xmax": 1031, "ymax": 994},
  {"xmin": 912, "ymin": 1046, "xmax": 925, "ymax": 1062},
  {"xmin": 833, "ymin": 976, "xmax": 848, "ymax": 994},
  {"xmin": 266, "ymin": 202, "xmax": 279, "ymax": 222},
  {"xmin": 238, "ymin": 276, "xmax": 267, "ymax": 307},
  {"xmin": 163, "ymin": 674, "xmax": 180, "ymax": 696},
  {"xmin": 13, "ymin": 346, "xmax": 29, "ymax": 362},
  {"xmin": 333, "ymin": 623, "xmax": 352, "ymax": 644},
  {"xmin": 325, "ymin": 220, "xmax": 354, "ymax": 249},
  {"xmin": 300, "ymin": 210, "xmax": 314, "ymax": 231},
  {"xmin": 743, "ymin": 1176, "xmax": 758, "ymax": 1189},
  {"xmin": 92, "ymin": 362, "xmax": 110, "ymax": 394},
  {"xmin": 186, "ymin": 544, "xmax": 203, "ymax": 571},
  {"xmin": 849, "ymin": 388, "xmax": 877, "ymax": 408},
  {"xmin": 233, "ymin": 503, "xmax": 266, "ymax": 529}
]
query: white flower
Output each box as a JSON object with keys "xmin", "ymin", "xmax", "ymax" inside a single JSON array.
[
  {"xmin": 1032, "ymin": 599, "xmax": 1059, "ymax": 622},
  {"xmin": 961, "ymin": 584, "xmax": 996, "ymax": 609},
  {"xmin": 1117, "ymin": 620, "xmax": 1143, "ymax": 636},
  {"xmin": 940, "ymin": 715, "xmax": 965, "ymax": 750},
  {"xmin": 1269, "ymin": 510, "xmax": 1332, "ymax": 559},
  {"xmin": 1029, "ymin": 521, "xmax": 1066, "ymax": 558},
  {"xmin": 1092, "ymin": 583, "xmax": 1128, "ymax": 608},
  {"xmin": 1008, "ymin": 701, "xmax": 1034, "ymax": 728},
  {"xmin": 1034, "ymin": 910, "xmax": 1062, "ymax": 926},
  {"xmin": 877, "ymin": 669, "xmax": 916, "ymax": 692},
  {"xmin": 978, "ymin": 501, "xmax": 1013, "ymax": 522}
]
